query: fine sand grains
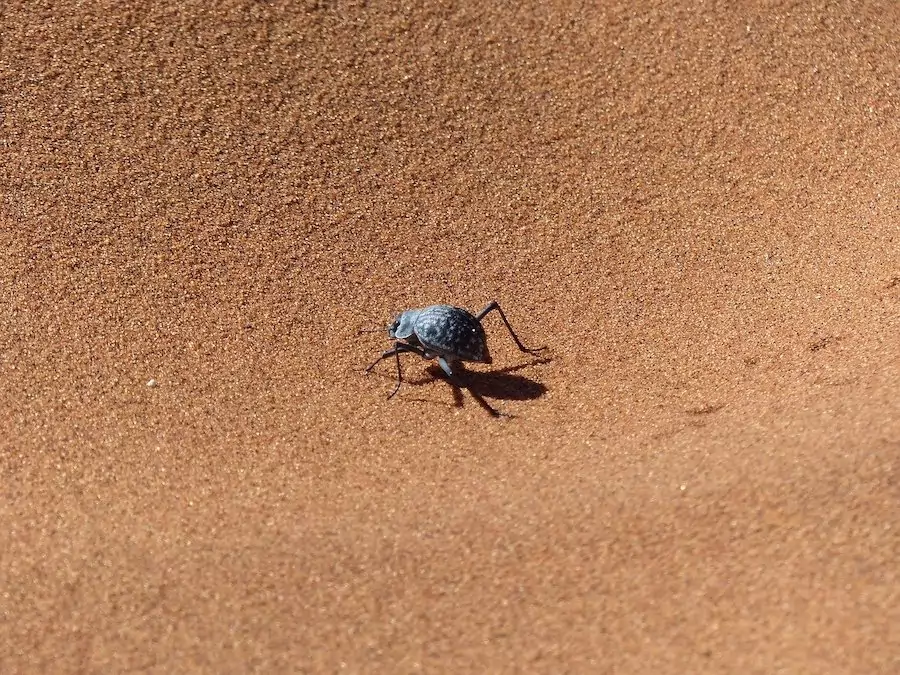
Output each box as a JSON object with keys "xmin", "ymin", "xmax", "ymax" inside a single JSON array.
[{"xmin": 2, "ymin": 1, "xmax": 898, "ymax": 672}]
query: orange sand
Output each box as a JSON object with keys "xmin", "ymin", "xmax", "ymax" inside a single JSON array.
[{"xmin": 1, "ymin": 0, "xmax": 898, "ymax": 672}]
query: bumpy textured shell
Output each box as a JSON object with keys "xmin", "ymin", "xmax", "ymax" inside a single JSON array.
[{"xmin": 413, "ymin": 305, "xmax": 489, "ymax": 362}]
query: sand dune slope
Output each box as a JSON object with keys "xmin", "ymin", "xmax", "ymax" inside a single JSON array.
[{"xmin": 1, "ymin": 0, "xmax": 898, "ymax": 672}]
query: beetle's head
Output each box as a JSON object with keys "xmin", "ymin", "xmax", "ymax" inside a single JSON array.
[{"xmin": 388, "ymin": 309, "xmax": 419, "ymax": 340}]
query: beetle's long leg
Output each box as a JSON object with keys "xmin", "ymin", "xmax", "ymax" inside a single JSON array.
[
  {"xmin": 365, "ymin": 342, "xmax": 422, "ymax": 372},
  {"xmin": 437, "ymin": 357, "xmax": 505, "ymax": 418},
  {"xmin": 475, "ymin": 301, "xmax": 547, "ymax": 355},
  {"xmin": 365, "ymin": 347, "xmax": 399, "ymax": 373},
  {"xmin": 388, "ymin": 348, "xmax": 403, "ymax": 399},
  {"xmin": 366, "ymin": 342, "xmax": 428, "ymax": 399}
]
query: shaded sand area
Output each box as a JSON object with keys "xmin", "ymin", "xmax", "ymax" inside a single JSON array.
[{"xmin": 2, "ymin": 0, "xmax": 898, "ymax": 671}]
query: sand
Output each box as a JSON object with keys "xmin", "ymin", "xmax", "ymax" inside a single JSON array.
[{"xmin": 2, "ymin": 0, "xmax": 898, "ymax": 672}]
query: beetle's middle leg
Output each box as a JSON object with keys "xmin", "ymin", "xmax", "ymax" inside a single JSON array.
[{"xmin": 437, "ymin": 356, "xmax": 504, "ymax": 418}]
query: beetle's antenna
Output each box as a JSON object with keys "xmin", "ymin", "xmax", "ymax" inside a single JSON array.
[{"xmin": 358, "ymin": 326, "xmax": 384, "ymax": 334}]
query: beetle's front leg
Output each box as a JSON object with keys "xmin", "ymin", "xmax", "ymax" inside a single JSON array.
[{"xmin": 366, "ymin": 342, "xmax": 429, "ymax": 399}]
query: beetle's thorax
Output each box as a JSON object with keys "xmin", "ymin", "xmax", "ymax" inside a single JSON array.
[{"xmin": 389, "ymin": 309, "xmax": 420, "ymax": 340}]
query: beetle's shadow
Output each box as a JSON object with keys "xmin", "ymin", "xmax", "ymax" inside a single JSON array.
[
  {"xmin": 408, "ymin": 357, "xmax": 551, "ymax": 412},
  {"xmin": 455, "ymin": 359, "xmax": 550, "ymax": 401}
]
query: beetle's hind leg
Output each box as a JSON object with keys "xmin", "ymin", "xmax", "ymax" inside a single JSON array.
[{"xmin": 475, "ymin": 301, "xmax": 546, "ymax": 355}]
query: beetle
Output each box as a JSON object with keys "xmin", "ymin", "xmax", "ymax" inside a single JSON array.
[{"xmin": 365, "ymin": 301, "xmax": 546, "ymax": 416}]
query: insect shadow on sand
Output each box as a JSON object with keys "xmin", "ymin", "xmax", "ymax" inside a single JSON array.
[{"xmin": 408, "ymin": 357, "xmax": 551, "ymax": 416}]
